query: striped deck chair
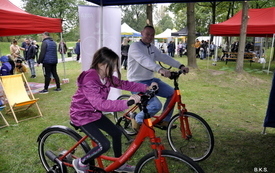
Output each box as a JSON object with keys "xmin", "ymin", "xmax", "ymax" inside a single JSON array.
[{"xmin": 0, "ymin": 73, "xmax": 43, "ymax": 123}]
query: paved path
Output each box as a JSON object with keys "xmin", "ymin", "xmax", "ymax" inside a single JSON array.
[{"xmin": 58, "ymin": 56, "xmax": 76, "ymax": 63}]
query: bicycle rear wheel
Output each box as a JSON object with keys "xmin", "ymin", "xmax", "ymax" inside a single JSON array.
[
  {"xmin": 135, "ymin": 150, "xmax": 204, "ymax": 173},
  {"xmin": 37, "ymin": 126, "xmax": 91, "ymax": 173},
  {"xmin": 167, "ymin": 112, "xmax": 214, "ymax": 162}
]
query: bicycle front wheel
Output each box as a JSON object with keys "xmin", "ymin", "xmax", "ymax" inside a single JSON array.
[
  {"xmin": 167, "ymin": 112, "xmax": 214, "ymax": 162},
  {"xmin": 135, "ymin": 150, "xmax": 204, "ymax": 173},
  {"xmin": 113, "ymin": 94, "xmax": 140, "ymax": 136},
  {"xmin": 37, "ymin": 126, "xmax": 91, "ymax": 173}
]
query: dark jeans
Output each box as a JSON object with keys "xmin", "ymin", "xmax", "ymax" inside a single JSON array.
[
  {"xmin": 196, "ymin": 48, "xmax": 200, "ymax": 58},
  {"xmin": 76, "ymin": 54, "xmax": 80, "ymax": 61},
  {"xmin": 121, "ymin": 55, "xmax": 127, "ymax": 69},
  {"xmin": 80, "ymin": 115, "xmax": 122, "ymax": 164},
  {"xmin": 42, "ymin": 63, "xmax": 60, "ymax": 90}
]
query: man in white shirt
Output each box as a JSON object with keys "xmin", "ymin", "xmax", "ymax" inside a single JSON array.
[{"xmin": 127, "ymin": 25, "xmax": 189, "ymax": 130}]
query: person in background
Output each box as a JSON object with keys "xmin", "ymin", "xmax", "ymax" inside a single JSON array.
[
  {"xmin": 32, "ymin": 40, "xmax": 40, "ymax": 62},
  {"xmin": 21, "ymin": 38, "xmax": 27, "ymax": 60},
  {"xmin": 171, "ymin": 40, "xmax": 176, "ymax": 57},
  {"xmin": 178, "ymin": 41, "xmax": 183, "ymax": 57},
  {"xmin": 74, "ymin": 39, "xmax": 81, "ymax": 61},
  {"xmin": 58, "ymin": 39, "xmax": 68, "ymax": 60},
  {"xmin": 167, "ymin": 41, "xmax": 174, "ymax": 57},
  {"xmin": 9, "ymin": 39, "xmax": 22, "ymax": 74},
  {"xmin": 209, "ymin": 41, "xmax": 216, "ymax": 57},
  {"xmin": 121, "ymin": 38, "xmax": 130, "ymax": 70},
  {"xmin": 6, "ymin": 55, "xmax": 15, "ymax": 74},
  {"xmin": 0, "ymin": 56, "xmax": 12, "ymax": 76},
  {"xmin": 37, "ymin": 32, "xmax": 61, "ymax": 94},
  {"xmin": 25, "ymin": 38, "xmax": 37, "ymax": 78},
  {"xmin": 127, "ymin": 25, "xmax": 189, "ymax": 130},
  {"xmin": 221, "ymin": 42, "xmax": 229, "ymax": 61},
  {"xmin": 70, "ymin": 47, "xmax": 157, "ymax": 173},
  {"xmin": 15, "ymin": 59, "xmax": 27, "ymax": 74},
  {"xmin": 194, "ymin": 39, "xmax": 201, "ymax": 58}
]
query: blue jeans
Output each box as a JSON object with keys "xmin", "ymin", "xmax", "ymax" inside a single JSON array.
[
  {"xmin": 132, "ymin": 78, "xmax": 174, "ymax": 124},
  {"xmin": 27, "ymin": 59, "xmax": 36, "ymax": 76}
]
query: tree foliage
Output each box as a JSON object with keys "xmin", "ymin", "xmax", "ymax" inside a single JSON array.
[
  {"xmin": 121, "ymin": 4, "xmax": 147, "ymax": 32},
  {"xmin": 23, "ymin": 0, "xmax": 78, "ymax": 32},
  {"xmin": 120, "ymin": 4, "xmax": 174, "ymax": 35},
  {"xmin": 21, "ymin": 0, "xmax": 88, "ymax": 41}
]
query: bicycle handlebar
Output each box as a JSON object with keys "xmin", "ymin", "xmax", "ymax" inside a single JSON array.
[
  {"xmin": 127, "ymin": 85, "xmax": 158, "ymax": 106},
  {"xmin": 169, "ymin": 70, "xmax": 182, "ymax": 80}
]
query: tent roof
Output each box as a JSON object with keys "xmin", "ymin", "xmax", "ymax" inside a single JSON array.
[
  {"xmin": 121, "ymin": 23, "xmax": 141, "ymax": 36},
  {"xmin": 86, "ymin": 0, "xmax": 244, "ymax": 6},
  {"xmin": 155, "ymin": 28, "xmax": 177, "ymax": 38},
  {"xmin": 171, "ymin": 27, "xmax": 200, "ymax": 36},
  {"xmin": 0, "ymin": 0, "xmax": 62, "ymax": 37},
  {"xmin": 209, "ymin": 7, "xmax": 275, "ymax": 37}
]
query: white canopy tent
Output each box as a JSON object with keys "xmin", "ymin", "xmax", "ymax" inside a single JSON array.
[
  {"xmin": 155, "ymin": 28, "xmax": 174, "ymax": 38},
  {"xmin": 121, "ymin": 22, "xmax": 141, "ymax": 37}
]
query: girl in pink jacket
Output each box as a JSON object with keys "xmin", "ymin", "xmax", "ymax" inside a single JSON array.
[{"xmin": 70, "ymin": 47, "xmax": 156, "ymax": 173}]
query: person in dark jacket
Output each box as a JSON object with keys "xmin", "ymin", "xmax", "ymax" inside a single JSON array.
[
  {"xmin": 74, "ymin": 39, "xmax": 81, "ymax": 61},
  {"xmin": 25, "ymin": 38, "xmax": 37, "ymax": 78},
  {"xmin": 0, "ymin": 56, "xmax": 12, "ymax": 76},
  {"xmin": 37, "ymin": 32, "xmax": 61, "ymax": 94}
]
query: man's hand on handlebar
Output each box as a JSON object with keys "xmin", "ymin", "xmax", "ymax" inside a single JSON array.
[
  {"xmin": 158, "ymin": 68, "xmax": 171, "ymax": 78},
  {"xmin": 180, "ymin": 66, "xmax": 189, "ymax": 75}
]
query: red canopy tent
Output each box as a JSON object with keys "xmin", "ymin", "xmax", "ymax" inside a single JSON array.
[
  {"xmin": 209, "ymin": 7, "xmax": 275, "ymax": 37},
  {"xmin": 0, "ymin": 0, "xmax": 62, "ymax": 37}
]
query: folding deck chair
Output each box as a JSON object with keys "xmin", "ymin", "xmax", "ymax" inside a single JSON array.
[
  {"xmin": 0, "ymin": 73, "xmax": 43, "ymax": 123},
  {"xmin": 0, "ymin": 105, "xmax": 9, "ymax": 128}
]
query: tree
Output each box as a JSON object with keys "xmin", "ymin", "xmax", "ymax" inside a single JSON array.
[
  {"xmin": 22, "ymin": 0, "xmax": 86, "ymax": 40},
  {"xmin": 236, "ymin": 1, "xmax": 249, "ymax": 73},
  {"xmin": 121, "ymin": 5, "xmax": 147, "ymax": 32},
  {"xmin": 146, "ymin": 4, "xmax": 153, "ymax": 26},
  {"xmin": 186, "ymin": 3, "xmax": 197, "ymax": 68},
  {"xmin": 154, "ymin": 5, "xmax": 174, "ymax": 32}
]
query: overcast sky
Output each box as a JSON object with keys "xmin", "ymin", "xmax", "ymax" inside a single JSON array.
[{"xmin": 9, "ymin": 0, "xmax": 23, "ymax": 8}]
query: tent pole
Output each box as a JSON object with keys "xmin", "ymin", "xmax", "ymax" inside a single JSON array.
[
  {"xmin": 60, "ymin": 32, "xmax": 67, "ymax": 80},
  {"xmin": 267, "ymin": 34, "xmax": 275, "ymax": 74}
]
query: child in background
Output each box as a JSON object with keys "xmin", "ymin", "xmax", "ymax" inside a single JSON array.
[
  {"xmin": 0, "ymin": 56, "xmax": 12, "ymax": 76},
  {"xmin": 70, "ymin": 47, "xmax": 157, "ymax": 173},
  {"xmin": 15, "ymin": 59, "xmax": 27, "ymax": 74}
]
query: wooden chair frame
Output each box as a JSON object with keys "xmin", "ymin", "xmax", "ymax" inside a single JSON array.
[{"xmin": 0, "ymin": 106, "xmax": 9, "ymax": 128}]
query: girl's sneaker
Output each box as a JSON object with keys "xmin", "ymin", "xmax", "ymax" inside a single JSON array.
[{"xmin": 72, "ymin": 158, "xmax": 89, "ymax": 173}]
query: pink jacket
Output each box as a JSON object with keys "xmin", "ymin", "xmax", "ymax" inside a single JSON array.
[{"xmin": 70, "ymin": 69, "xmax": 147, "ymax": 126}]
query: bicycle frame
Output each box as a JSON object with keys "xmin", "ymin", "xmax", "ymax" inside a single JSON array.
[
  {"xmin": 122, "ymin": 71, "xmax": 192, "ymax": 139},
  {"xmin": 58, "ymin": 117, "xmax": 168, "ymax": 172}
]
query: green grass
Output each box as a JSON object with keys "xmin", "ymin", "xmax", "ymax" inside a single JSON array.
[{"xmin": 0, "ymin": 52, "xmax": 275, "ymax": 173}]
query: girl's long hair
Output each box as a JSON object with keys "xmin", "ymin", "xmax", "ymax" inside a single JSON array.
[{"xmin": 90, "ymin": 47, "xmax": 121, "ymax": 87}]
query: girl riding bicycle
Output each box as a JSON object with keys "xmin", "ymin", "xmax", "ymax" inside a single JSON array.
[{"xmin": 70, "ymin": 47, "xmax": 157, "ymax": 173}]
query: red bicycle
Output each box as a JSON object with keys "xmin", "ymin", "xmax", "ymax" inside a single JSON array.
[
  {"xmin": 37, "ymin": 87, "xmax": 204, "ymax": 173},
  {"xmin": 113, "ymin": 71, "xmax": 214, "ymax": 162}
]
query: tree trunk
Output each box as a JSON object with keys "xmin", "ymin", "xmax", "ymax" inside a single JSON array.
[
  {"xmin": 187, "ymin": 3, "xmax": 198, "ymax": 68},
  {"xmin": 146, "ymin": 4, "xmax": 153, "ymax": 26},
  {"xmin": 236, "ymin": 1, "xmax": 249, "ymax": 73},
  {"xmin": 210, "ymin": 2, "xmax": 216, "ymax": 43}
]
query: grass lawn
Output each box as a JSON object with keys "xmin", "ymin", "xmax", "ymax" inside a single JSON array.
[{"xmin": 0, "ymin": 51, "xmax": 275, "ymax": 173}]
